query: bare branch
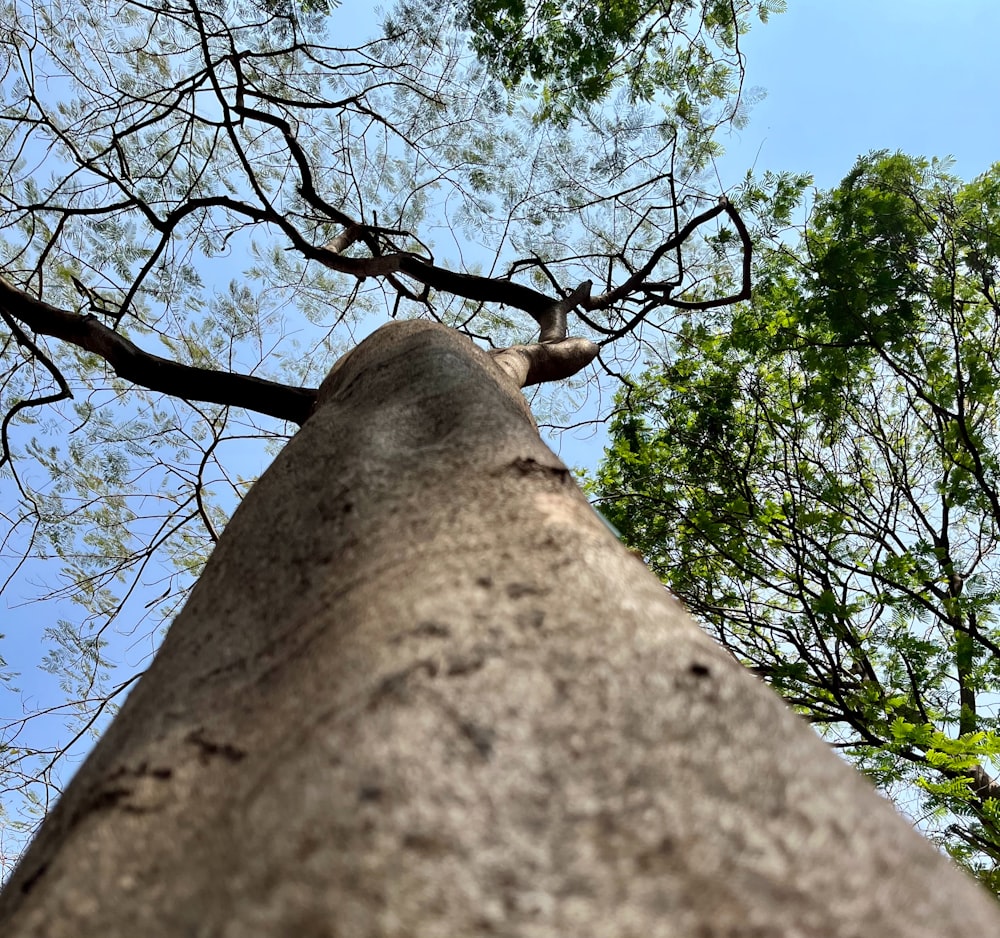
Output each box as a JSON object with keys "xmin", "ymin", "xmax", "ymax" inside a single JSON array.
[{"xmin": 0, "ymin": 277, "xmax": 317, "ymax": 425}]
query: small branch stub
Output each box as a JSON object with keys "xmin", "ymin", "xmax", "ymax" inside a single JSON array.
[
  {"xmin": 490, "ymin": 337, "xmax": 599, "ymax": 388},
  {"xmin": 537, "ymin": 280, "xmax": 594, "ymax": 344}
]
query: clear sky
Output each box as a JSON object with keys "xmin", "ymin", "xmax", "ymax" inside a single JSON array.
[
  {"xmin": 716, "ymin": 0, "xmax": 999, "ymax": 189},
  {"xmin": 2, "ymin": 0, "xmax": 999, "ymax": 868}
]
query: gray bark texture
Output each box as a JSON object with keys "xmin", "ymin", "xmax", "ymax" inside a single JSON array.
[{"xmin": 1, "ymin": 320, "xmax": 997, "ymax": 936}]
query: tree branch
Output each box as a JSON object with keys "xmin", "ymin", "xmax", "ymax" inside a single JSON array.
[
  {"xmin": 0, "ymin": 277, "xmax": 318, "ymax": 425},
  {"xmin": 489, "ymin": 337, "xmax": 599, "ymax": 387},
  {"xmin": 965, "ymin": 763, "xmax": 1000, "ymax": 803},
  {"xmin": 312, "ymin": 198, "xmax": 749, "ymax": 344}
]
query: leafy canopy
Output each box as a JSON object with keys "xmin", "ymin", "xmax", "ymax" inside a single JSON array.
[
  {"xmin": 463, "ymin": 0, "xmax": 785, "ymax": 122},
  {"xmin": 593, "ymin": 152, "xmax": 1000, "ymax": 891}
]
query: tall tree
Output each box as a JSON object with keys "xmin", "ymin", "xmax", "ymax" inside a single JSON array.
[
  {"xmin": 0, "ymin": 0, "xmax": 759, "ymax": 860},
  {"xmin": 1, "ymin": 318, "xmax": 998, "ymax": 934},
  {"xmin": 1, "ymin": 1, "xmax": 997, "ymax": 921},
  {"xmin": 593, "ymin": 152, "xmax": 1000, "ymax": 889}
]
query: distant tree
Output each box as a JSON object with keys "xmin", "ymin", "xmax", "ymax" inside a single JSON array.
[
  {"xmin": 0, "ymin": 0, "xmax": 760, "ymax": 865},
  {"xmin": 593, "ymin": 152, "xmax": 1000, "ymax": 891}
]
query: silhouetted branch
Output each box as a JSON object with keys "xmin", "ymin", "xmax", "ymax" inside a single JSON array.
[{"xmin": 0, "ymin": 277, "xmax": 318, "ymax": 425}]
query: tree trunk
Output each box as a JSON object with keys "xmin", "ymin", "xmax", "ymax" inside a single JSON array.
[{"xmin": 0, "ymin": 321, "xmax": 996, "ymax": 936}]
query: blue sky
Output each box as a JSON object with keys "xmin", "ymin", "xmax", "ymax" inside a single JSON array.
[{"xmin": 717, "ymin": 1, "xmax": 999, "ymax": 189}]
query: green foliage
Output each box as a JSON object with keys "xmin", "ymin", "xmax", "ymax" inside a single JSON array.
[
  {"xmin": 592, "ymin": 153, "xmax": 1000, "ymax": 888},
  {"xmin": 460, "ymin": 0, "xmax": 784, "ymax": 123}
]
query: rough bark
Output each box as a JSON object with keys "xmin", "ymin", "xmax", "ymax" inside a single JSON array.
[{"xmin": 0, "ymin": 321, "xmax": 997, "ymax": 936}]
